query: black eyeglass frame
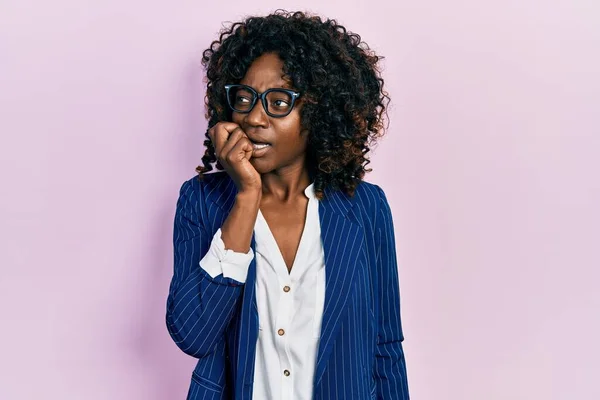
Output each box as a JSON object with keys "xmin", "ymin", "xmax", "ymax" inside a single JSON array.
[{"xmin": 224, "ymin": 84, "xmax": 301, "ymax": 118}]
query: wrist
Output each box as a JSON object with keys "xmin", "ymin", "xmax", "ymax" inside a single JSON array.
[{"xmin": 235, "ymin": 189, "xmax": 261, "ymax": 207}]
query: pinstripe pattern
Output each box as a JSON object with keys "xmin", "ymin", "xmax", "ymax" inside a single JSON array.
[{"xmin": 167, "ymin": 173, "xmax": 409, "ymax": 399}]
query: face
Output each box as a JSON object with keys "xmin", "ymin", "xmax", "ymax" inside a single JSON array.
[{"xmin": 231, "ymin": 52, "xmax": 308, "ymax": 175}]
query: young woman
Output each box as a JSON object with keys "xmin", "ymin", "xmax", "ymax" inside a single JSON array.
[{"xmin": 166, "ymin": 10, "xmax": 410, "ymax": 400}]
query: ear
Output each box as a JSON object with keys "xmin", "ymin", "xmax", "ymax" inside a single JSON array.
[{"xmin": 300, "ymin": 127, "xmax": 311, "ymax": 140}]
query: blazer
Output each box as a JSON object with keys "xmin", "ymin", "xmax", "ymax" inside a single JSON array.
[{"xmin": 166, "ymin": 172, "xmax": 410, "ymax": 400}]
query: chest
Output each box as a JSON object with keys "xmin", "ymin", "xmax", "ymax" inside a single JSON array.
[{"xmin": 259, "ymin": 198, "xmax": 309, "ymax": 273}]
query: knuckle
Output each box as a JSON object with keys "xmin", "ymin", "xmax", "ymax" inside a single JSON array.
[{"xmin": 230, "ymin": 127, "xmax": 241, "ymax": 138}]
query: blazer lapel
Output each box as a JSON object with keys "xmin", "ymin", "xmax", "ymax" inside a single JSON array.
[{"xmin": 313, "ymin": 186, "xmax": 364, "ymax": 387}]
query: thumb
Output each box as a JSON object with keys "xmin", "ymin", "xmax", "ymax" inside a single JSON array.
[{"xmin": 242, "ymin": 137, "xmax": 254, "ymax": 161}]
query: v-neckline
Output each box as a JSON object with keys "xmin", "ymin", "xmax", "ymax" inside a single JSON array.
[{"xmin": 256, "ymin": 199, "xmax": 313, "ymax": 279}]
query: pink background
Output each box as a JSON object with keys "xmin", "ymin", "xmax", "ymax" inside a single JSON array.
[{"xmin": 1, "ymin": 1, "xmax": 599, "ymax": 399}]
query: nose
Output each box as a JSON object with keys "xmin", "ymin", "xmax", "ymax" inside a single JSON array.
[{"xmin": 244, "ymin": 98, "xmax": 269, "ymax": 128}]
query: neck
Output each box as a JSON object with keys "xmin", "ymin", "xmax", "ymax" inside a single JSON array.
[{"xmin": 261, "ymin": 163, "xmax": 312, "ymax": 202}]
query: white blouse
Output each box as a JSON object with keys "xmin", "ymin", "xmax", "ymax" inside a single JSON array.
[{"xmin": 200, "ymin": 183, "xmax": 325, "ymax": 400}]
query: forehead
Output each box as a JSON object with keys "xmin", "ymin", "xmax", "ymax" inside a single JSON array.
[{"xmin": 240, "ymin": 52, "xmax": 294, "ymax": 90}]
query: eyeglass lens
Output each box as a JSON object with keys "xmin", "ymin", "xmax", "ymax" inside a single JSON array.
[{"xmin": 228, "ymin": 86, "xmax": 294, "ymax": 116}]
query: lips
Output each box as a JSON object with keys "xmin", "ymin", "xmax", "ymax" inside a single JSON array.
[
  {"xmin": 247, "ymin": 137, "xmax": 271, "ymax": 157},
  {"xmin": 247, "ymin": 136, "xmax": 270, "ymax": 146}
]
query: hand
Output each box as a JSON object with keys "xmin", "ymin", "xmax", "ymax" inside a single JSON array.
[{"xmin": 208, "ymin": 122, "xmax": 261, "ymax": 194}]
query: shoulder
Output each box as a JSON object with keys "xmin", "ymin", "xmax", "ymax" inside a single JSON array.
[
  {"xmin": 334, "ymin": 179, "xmax": 392, "ymax": 232},
  {"xmin": 178, "ymin": 172, "xmax": 231, "ymax": 199},
  {"xmin": 175, "ymin": 172, "xmax": 235, "ymax": 227},
  {"xmin": 350, "ymin": 179, "xmax": 389, "ymax": 214},
  {"xmin": 176, "ymin": 172, "xmax": 233, "ymax": 212}
]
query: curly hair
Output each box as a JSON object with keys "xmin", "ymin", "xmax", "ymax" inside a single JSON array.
[{"xmin": 196, "ymin": 9, "xmax": 390, "ymax": 199}]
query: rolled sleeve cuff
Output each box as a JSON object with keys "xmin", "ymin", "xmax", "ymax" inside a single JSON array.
[{"xmin": 199, "ymin": 228, "xmax": 254, "ymax": 283}]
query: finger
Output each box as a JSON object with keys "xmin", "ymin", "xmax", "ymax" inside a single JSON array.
[
  {"xmin": 225, "ymin": 136, "xmax": 254, "ymax": 164},
  {"xmin": 212, "ymin": 122, "xmax": 241, "ymax": 141},
  {"xmin": 219, "ymin": 127, "xmax": 247, "ymax": 159},
  {"xmin": 226, "ymin": 125, "xmax": 246, "ymax": 142},
  {"xmin": 207, "ymin": 124, "xmax": 226, "ymax": 141},
  {"xmin": 214, "ymin": 123, "xmax": 247, "ymax": 156},
  {"xmin": 212, "ymin": 124, "xmax": 234, "ymax": 158},
  {"xmin": 220, "ymin": 122, "xmax": 244, "ymax": 135}
]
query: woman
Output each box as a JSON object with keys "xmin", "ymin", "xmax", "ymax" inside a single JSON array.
[{"xmin": 166, "ymin": 10, "xmax": 410, "ymax": 400}]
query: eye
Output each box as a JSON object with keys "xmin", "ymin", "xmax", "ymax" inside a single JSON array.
[
  {"xmin": 272, "ymin": 99, "xmax": 290, "ymax": 108},
  {"xmin": 236, "ymin": 95, "xmax": 251, "ymax": 104}
]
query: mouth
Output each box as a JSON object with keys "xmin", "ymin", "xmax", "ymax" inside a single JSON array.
[
  {"xmin": 248, "ymin": 138, "xmax": 271, "ymax": 157},
  {"xmin": 248, "ymin": 137, "xmax": 271, "ymax": 150}
]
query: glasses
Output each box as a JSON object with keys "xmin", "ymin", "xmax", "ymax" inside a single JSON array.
[{"xmin": 224, "ymin": 84, "xmax": 301, "ymax": 118}]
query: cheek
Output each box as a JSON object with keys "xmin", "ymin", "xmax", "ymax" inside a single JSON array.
[
  {"xmin": 275, "ymin": 129, "xmax": 306, "ymax": 154},
  {"xmin": 275, "ymin": 114, "xmax": 304, "ymax": 141},
  {"xmin": 231, "ymin": 113, "xmax": 243, "ymax": 124}
]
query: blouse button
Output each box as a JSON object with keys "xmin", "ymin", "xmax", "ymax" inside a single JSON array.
[
  {"xmin": 278, "ymin": 329, "xmax": 285, "ymax": 336},
  {"xmin": 283, "ymin": 285, "xmax": 291, "ymax": 292},
  {"xmin": 284, "ymin": 370, "xmax": 291, "ymax": 376}
]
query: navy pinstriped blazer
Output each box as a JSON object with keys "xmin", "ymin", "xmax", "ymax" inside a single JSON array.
[{"xmin": 166, "ymin": 172, "xmax": 409, "ymax": 399}]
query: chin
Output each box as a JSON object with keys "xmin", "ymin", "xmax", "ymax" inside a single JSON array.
[{"xmin": 249, "ymin": 158, "xmax": 273, "ymax": 175}]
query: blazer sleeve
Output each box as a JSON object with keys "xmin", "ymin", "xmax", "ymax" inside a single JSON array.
[
  {"xmin": 373, "ymin": 185, "xmax": 410, "ymax": 399},
  {"xmin": 165, "ymin": 177, "xmax": 245, "ymax": 358}
]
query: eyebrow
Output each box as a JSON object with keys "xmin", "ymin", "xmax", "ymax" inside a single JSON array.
[{"xmin": 239, "ymin": 83, "xmax": 296, "ymax": 92}]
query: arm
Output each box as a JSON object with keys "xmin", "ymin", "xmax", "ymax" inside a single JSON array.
[
  {"xmin": 165, "ymin": 178, "xmax": 256, "ymax": 358},
  {"xmin": 373, "ymin": 186, "xmax": 410, "ymax": 399}
]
